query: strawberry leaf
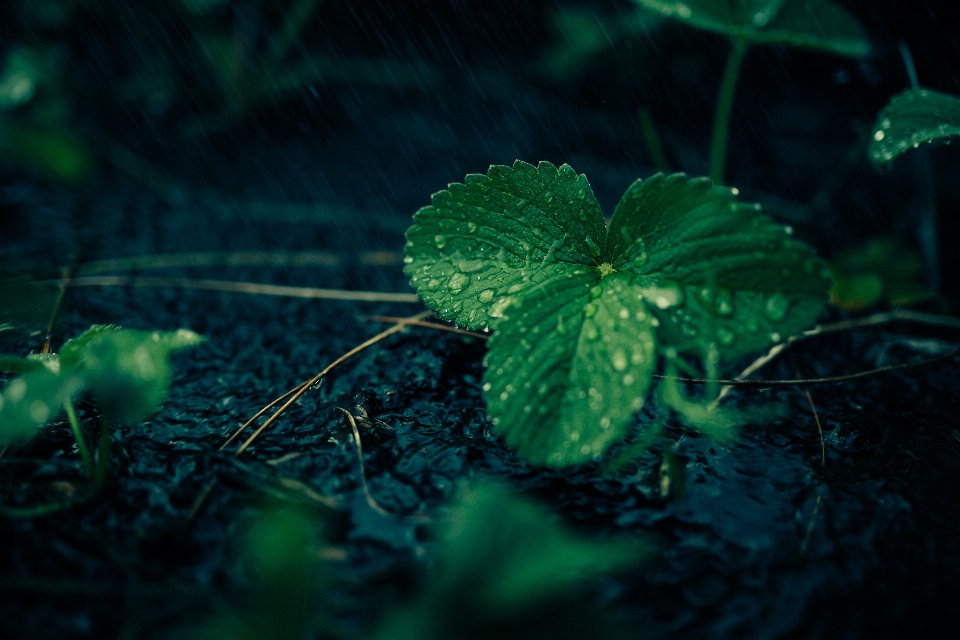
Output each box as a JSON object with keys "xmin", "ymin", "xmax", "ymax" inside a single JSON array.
[
  {"xmin": 870, "ymin": 88, "xmax": 960, "ymax": 167},
  {"xmin": 633, "ymin": 0, "xmax": 869, "ymax": 57},
  {"xmin": 405, "ymin": 163, "xmax": 827, "ymax": 466}
]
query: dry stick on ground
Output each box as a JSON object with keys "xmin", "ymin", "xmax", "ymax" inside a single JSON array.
[
  {"xmin": 232, "ymin": 311, "xmax": 432, "ymax": 456},
  {"xmin": 338, "ymin": 407, "xmax": 395, "ymax": 518},
  {"xmin": 361, "ymin": 314, "xmax": 490, "ymax": 338},
  {"xmin": 803, "ymin": 388, "xmax": 826, "ymax": 467},
  {"xmin": 67, "ymin": 275, "xmax": 420, "ymax": 304},
  {"xmin": 188, "ymin": 312, "xmax": 431, "ymax": 522},
  {"xmin": 710, "ymin": 309, "xmax": 960, "ymax": 407}
]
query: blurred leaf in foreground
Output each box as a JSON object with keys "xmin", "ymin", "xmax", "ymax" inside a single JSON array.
[
  {"xmin": 633, "ymin": 0, "xmax": 869, "ymax": 57},
  {"xmin": 829, "ymin": 239, "xmax": 930, "ymax": 310},
  {"xmin": 178, "ymin": 504, "xmax": 328, "ymax": 640},
  {"xmin": 373, "ymin": 482, "xmax": 644, "ymax": 640},
  {"xmin": 0, "ymin": 326, "xmax": 204, "ymax": 444}
]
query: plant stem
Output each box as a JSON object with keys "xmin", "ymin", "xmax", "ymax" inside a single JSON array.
[
  {"xmin": 709, "ymin": 38, "xmax": 748, "ymax": 185},
  {"xmin": 95, "ymin": 417, "xmax": 111, "ymax": 489},
  {"xmin": 637, "ymin": 107, "xmax": 670, "ymax": 173},
  {"xmin": 64, "ymin": 398, "xmax": 93, "ymax": 478}
]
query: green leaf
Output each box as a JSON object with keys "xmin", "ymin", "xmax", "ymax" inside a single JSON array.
[
  {"xmin": 405, "ymin": 163, "xmax": 827, "ymax": 466},
  {"xmin": 372, "ymin": 482, "xmax": 643, "ymax": 640},
  {"xmin": 485, "ymin": 271, "xmax": 656, "ymax": 465},
  {"xmin": 0, "ymin": 356, "xmax": 48, "ymax": 375},
  {"xmin": 404, "ymin": 160, "xmax": 606, "ymax": 330},
  {"xmin": 608, "ymin": 173, "xmax": 829, "ymax": 358},
  {"xmin": 829, "ymin": 238, "xmax": 929, "ymax": 309},
  {"xmin": 0, "ymin": 370, "xmax": 82, "ymax": 445},
  {"xmin": 633, "ymin": 0, "xmax": 869, "ymax": 57},
  {"xmin": 63, "ymin": 326, "xmax": 205, "ymax": 422},
  {"xmin": 869, "ymin": 88, "xmax": 960, "ymax": 167}
]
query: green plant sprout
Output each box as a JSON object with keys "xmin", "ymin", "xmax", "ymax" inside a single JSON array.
[
  {"xmin": 633, "ymin": 0, "xmax": 870, "ymax": 183},
  {"xmin": 869, "ymin": 88, "xmax": 960, "ymax": 167},
  {"xmin": 371, "ymin": 482, "xmax": 643, "ymax": 640},
  {"xmin": 404, "ymin": 160, "xmax": 828, "ymax": 466},
  {"xmin": 829, "ymin": 239, "xmax": 929, "ymax": 311},
  {"xmin": 0, "ymin": 325, "xmax": 204, "ymax": 489}
]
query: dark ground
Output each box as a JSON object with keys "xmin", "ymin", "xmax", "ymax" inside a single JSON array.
[{"xmin": 2, "ymin": 1, "xmax": 960, "ymax": 638}]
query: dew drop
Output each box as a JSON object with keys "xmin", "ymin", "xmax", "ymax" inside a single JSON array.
[
  {"xmin": 764, "ymin": 292, "xmax": 789, "ymax": 321},
  {"xmin": 543, "ymin": 191, "xmax": 554, "ymax": 203},
  {"xmin": 448, "ymin": 272, "xmax": 468, "ymax": 293},
  {"xmin": 874, "ymin": 129, "xmax": 885, "ymax": 141},
  {"xmin": 717, "ymin": 327, "xmax": 734, "ymax": 345},
  {"xmin": 467, "ymin": 222, "xmax": 478, "ymax": 233},
  {"xmin": 459, "ymin": 258, "xmax": 484, "ymax": 273},
  {"xmin": 434, "ymin": 234, "xmax": 446, "ymax": 249},
  {"xmin": 611, "ymin": 348, "xmax": 628, "ymax": 371},
  {"xmin": 479, "ymin": 289, "xmax": 494, "ymax": 303},
  {"xmin": 584, "ymin": 323, "xmax": 599, "ymax": 340},
  {"xmin": 640, "ymin": 281, "xmax": 684, "ymax": 309},
  {"xmin": 584, "ymin": 302, "xmax": 598, "ymax": 318},
  {"xmin": 590, "ymin": 285, "xmax": 603, "ymax": 299},
  {"xmin": 488, "ymin": 297, "xmax": 512, "ymax": 318},
  {"xmin": 403, "ymin": 255, "xmax": 414, "ymax": 264},
  {"xmin": 633, "ymin": 252, "xmax": 648, "ymax": 268}
]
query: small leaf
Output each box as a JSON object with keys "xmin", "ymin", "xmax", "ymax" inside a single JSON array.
[
  {"xmin": 0, "ymin": 356, "xmax": 48, "ymax": 375},
  {"xmin": 0, "ymin": 370, "xmax": 82, "ymax": 445},
  {"xmin": 869, "ymin": 88, "xmax": 960, "ymax": 167},
  {"xmin": 633, "ymin": 0, "xmax": 869, "ymax": 57},
  {"xmin": 404, "ymin": 160, "xmax": 605, "ymax": 330},
  {"xmin": 66, "ymin": 327, "xmax": 206, "ymax": 423},
  {"xmin": 608, "ymin": 173, "xmax": 828, "ymax": 358}
]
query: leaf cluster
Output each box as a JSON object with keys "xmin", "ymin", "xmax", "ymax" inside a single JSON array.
[
  {"xmin": 0, "ymin": 325, "xmax": 205, "ymax": 444},
  {"xmin": 405, "ymin": 161, "xmax": 828, "ymax": 466}
]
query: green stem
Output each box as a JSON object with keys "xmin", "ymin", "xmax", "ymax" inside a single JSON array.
[
  {"xmin": 64, "ymin": 398, "xmax": 93, "ymax": 478},
  {"xmin": 637, "ymin": 107, "xmax": 670, "ymax": 173},
  {"xmin": 709, "ymin": 38, "xmax": 748, "ymax": 185},
  {"xmin": 95, "ymin": 417, "xmax": 111, "ymax": 489}
]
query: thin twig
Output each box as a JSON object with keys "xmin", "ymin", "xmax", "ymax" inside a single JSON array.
[
  {"xmin": 799, "ymin": 493, "xmax": 822, "ymax": 558},
  {"xmin": 338, "ymin": 407, "xmax": 394, "ymax": 518},
  {"xmin": 360, "ymin": 314, "xmax": 489, "ymax": 339},
  {"xmin": 803, "ymin": 388, "xmax": 826, "ymax": 467},
  {"xmin": 219, "ymin": 383, "xmax": 307, "ymax": 451},
  {"xmin": 713, "ymin": 309, "xmax": 960, "ymax": 404},
  {"xmin": 65, "ymin": 275, "xmax": 421, "ymax": 304},
  {"xmin": 232, "ymin": 311, "xmax": 431, "ymax": 456},
  {"xmin": 657, "ymin": 347, "xmax": 958, "ymax": 387},
  {"xmin": 75, "ymin": 250, "xmax": 402, "ymax": 274},
  {"xmin": 42, "ymin": 258, "xmax": 79, "ymax": 353},
  {"xmin": 185, "ymin": 479, "xmax": 217, "ymax": 523}
]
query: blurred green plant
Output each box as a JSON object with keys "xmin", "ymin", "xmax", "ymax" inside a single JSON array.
[
  {"xmin": 0, "ymin": 45, "xmax": 94, "ymax": 184},
  {"xmin": 179, "ymin": 504, "xmax": 328, "ymax": 640},
  {"xmin": 828, "ymin": 238, "xmax": 930, "ymax": 310},
  {"xmin": 633, "ymin": 0, "xmax": 870, "ymax": 183},
  {"xmin": 870, "ymin": 87, "xmax": 960, "ymax": 167},
  {"xmin": 371, "ymin": 482, "xmax": 644, "ymax": 640},
  {"xmin": 0, "ymin": 325, "xmax": 205, "ymax": 487},
  {"xmin": 404, "ymin": 161, "xmax": 827, "ymax": 466}
]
